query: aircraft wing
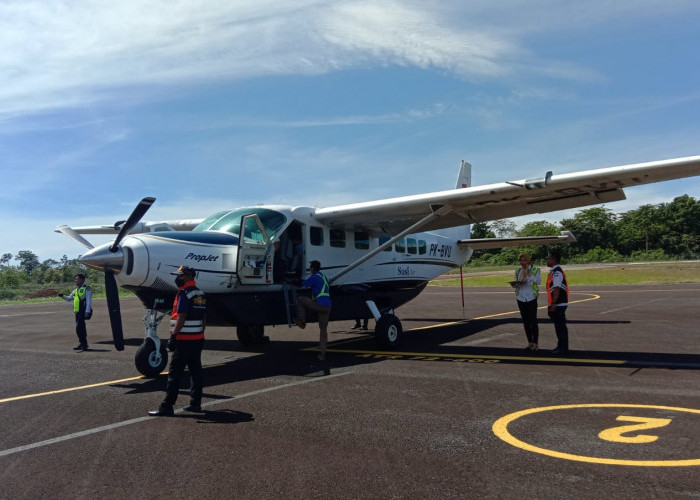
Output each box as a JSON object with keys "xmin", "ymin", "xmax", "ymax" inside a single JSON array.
[
  {"xmin": 312, "ymin": 156, "xmax": 700, "ymax": 234},
  {"xmin": 55, "ymin": 219, "xmax": 204, "ymax": 235},
  {"xmin": 459, "ymin": 231, "xmax": 576, "ymax": 250}
]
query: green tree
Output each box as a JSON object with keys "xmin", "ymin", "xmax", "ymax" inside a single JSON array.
[
  {"xmin": 661, "ymin": 195, "xmax": 700, "ymax": 257},
  {"xmin": 616, "ymin": 204, "xmax": 665, "ymax": 255},
  {"xmin": 560, "ymin": 208, "xmax": 617, "ymax": 255},
  {"xmin": 517, "ymin": 220, "xmax": 562, "ymax": 262},
  {"xmin": 0, "ymin": 253, "xmax": 12, "ymax": 265},
  {"xmin": 492, "ymin": 219, "xmax": 517, "ymax": 238},
  {"xmin": 471, "ymin": 222, "xmax": 494, "ymax": 239},
  {"xmin": 14, "ymin": 250, "xmax": 40, "ymax": 275}
]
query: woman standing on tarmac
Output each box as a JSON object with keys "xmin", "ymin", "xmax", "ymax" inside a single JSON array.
[{"xmin": 510, "ymin": 253, "xmax": 541, "ymax": 350}]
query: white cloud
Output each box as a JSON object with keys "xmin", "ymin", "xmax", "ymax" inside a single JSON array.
[{"xmin": 0, "ymin": 0, "xmax": 617, "ymax": 119}]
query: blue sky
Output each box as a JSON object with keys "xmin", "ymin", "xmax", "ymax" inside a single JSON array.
[{"xmin": 2, "ymin": 1, "xmax": 699, "ymax": 262}]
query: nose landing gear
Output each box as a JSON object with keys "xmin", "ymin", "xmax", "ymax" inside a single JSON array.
[{"xmin": 134, "ymin": 302, "xmax": 168, "ymax": 377}]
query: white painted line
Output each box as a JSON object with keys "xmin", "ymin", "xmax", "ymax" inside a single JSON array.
[
  {"xmin": 0, "ymin": 312, "xmax": 56, "ymax": 318},
  {"xmin": 599, "ymin": 298, "xmax": 665, "ymax": 315},
  {"xmin": 0, "ymin": 371, "xmax": 352, "ymax": 458},
  {"xmin": 464, "ymin": 332, "xmax": 519, "ymax": 346}
]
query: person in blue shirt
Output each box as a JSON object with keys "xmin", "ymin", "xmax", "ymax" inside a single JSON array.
[{"xmin": 296, "ymin": 260, "xmax": 331, "ymax": 360}]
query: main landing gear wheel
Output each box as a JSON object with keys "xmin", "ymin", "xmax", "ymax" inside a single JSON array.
[
  {"xmin": 135, "ymin": 338, "xmax": 168, "ymax": 377},
  {"xmin": 375, "ymin": 314, "xmax": 402, "ymax": 349},
  {"xmin": 236, "ymin": 325, "xmax": 265, "ymax": 346}
]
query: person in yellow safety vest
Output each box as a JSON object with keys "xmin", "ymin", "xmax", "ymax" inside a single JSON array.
[
  {"xmin": 296, "ymin": 260, "xmax": 332, "ymax": 361},
  {"xmin": 510, "ymin": 253, "xmax": 541, "ymax": 351},
  {"xmin": 150, "ymin": 265, "xmax": 207, "ymax": 417},
  {"xmin": 546, "ymin": 251, "xmax": 569, "ymax": 355},
  {"xmin": 58, "ymin": 273, "xmax": 93, "ymax": 351}
]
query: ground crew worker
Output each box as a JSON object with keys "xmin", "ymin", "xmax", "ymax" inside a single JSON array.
[
  {"xmin": 296, "ymin": 260, "xmax": 331, "ymax": 361},
  {"xmin": 58, "ymin": 273, "xmax": 92, "ymax": 351},
  {"xmin": 149, "ymin": 266, "xmax": 206, "ymax": 417},
  {"xmin": 511, "ymin": 253, "xmax": 541, "ymax": 350},
  {"xmin": 546, "ymin": 252, "xmax": 569, "ymax": 354}
]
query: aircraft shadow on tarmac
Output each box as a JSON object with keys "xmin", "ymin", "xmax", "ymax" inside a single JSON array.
[
  {"xmin": 396, "ymin": 317, "xmax": 700, "ymax": 370},
  {"xmin": 105, "ymin": 316, "xmax": 700, "ymax": 401}
]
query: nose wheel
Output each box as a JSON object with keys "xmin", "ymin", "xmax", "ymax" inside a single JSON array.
[{"xmin": 135, "ymin": 337, "xmax": 168, "ymax": 377}]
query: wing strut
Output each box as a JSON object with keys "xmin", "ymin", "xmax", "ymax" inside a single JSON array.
[{"xmin": 328, "ymin": 205, "xmax": 452, "ymax": 285}]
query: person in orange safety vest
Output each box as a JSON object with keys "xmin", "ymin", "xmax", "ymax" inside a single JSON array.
[
  {"xmin": 546, "ymin": 252, "xmax": 569, "ymax": 355},
  {"xmin": 149, "ymin": 265, "xmax": 206, "ymax": 416}
]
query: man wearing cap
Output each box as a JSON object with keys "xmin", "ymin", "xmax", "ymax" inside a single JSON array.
[{"xmin": 149, "ymin": 266, "xmax": 207, "ymax": 417}]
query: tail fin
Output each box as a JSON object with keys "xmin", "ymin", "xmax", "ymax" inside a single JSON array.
[
  {"xmin": 435, "ymin": 160, "xmax": 472, "ymax": 248},
  {"xmin": 456, "ymin": 160, "xmax": 471, "ymax": 189}
]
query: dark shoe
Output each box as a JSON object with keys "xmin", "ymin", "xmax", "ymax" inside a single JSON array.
[
  {"xmin": 352, "ymin": 324, "xmax": 362, "ymax": 329},
  {"xmin": 73, "ymin": 344, "xmax": 88, "ymax": 351},
  {"xmin": 148, "ymin": 405, "xmax": 174, "ymax": 417},
  {"xmin": 295, "ymin": 319, "xmax": 306, "ymax": 329},
  {"xmin": 552, "ymin": 348, "xmax": 569, "ymax": 355},
  {"xmin": 183, "ymin": 405, "xmax": 202, "ymax": 412}
]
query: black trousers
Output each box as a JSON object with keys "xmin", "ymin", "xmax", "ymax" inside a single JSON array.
[
  {"xmin": 517, "ymin": 299, "xmax": 539, "ymax": 344},
  {"xmin": 163, "ymin": 339, "xmax": 204, "ymax": 407},
  {"xmin": 75, "ymin": 312, "xmax": 87, "ymax": 346},
  {"xmin": 547, "ymin": 305, "xmax": 568, "ymax": 350}
]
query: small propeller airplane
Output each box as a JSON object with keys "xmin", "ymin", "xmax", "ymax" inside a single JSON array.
[{"xmin": 57, "ymin": 155, "xmax": 700, "ymax": 376}]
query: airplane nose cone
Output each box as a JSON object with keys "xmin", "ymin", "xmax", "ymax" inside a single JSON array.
[{"xmin": 79, "ymin": 242, "xmax": 124, "ymax": 273}]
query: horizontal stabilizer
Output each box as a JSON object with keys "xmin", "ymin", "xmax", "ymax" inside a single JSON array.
[{"xmin": 458, "ymin": 231, "xmax": 576, "ymax": 250}]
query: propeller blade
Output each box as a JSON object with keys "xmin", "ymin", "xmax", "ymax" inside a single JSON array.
[
  {"xmin": 105, "ymin": 271, "xmax": 125, "ymax": 351},
  {"xmin": 109, "ymin": 197, "xmax": 156, "ymax": 252},
  {"xmin": 56, "ymin": 225, "xmax": 95, "ymax": 250}
]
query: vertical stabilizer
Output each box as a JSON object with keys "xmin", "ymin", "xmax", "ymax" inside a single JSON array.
[
  {"xmin": 438, "ymin": 160, "xmax": 473, "ymax": 255},
  {"xmin": 456, "ymin": 160, "xmax": 471, "ymax": 189}
]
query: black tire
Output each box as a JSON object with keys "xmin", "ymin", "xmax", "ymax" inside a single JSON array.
[
  {"xmin": 135, "ymin": 338, "xmax": 168, "ymax": 378},
  {"xmin": 236, "ymin": 325, "xmax": 265, "ymax": 346},
  {"xmin": 375, "ymin": 314, "xmax": 402, "ymax": 349}
]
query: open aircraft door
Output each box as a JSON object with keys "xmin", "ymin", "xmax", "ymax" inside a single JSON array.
[{"xmin": 237, "ymin": 213, "xmax": 272, "ymax": 285}]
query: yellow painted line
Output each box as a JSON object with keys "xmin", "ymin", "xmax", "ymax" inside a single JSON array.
[
  {"xmin": 0, "ymin": 362, "xmax": 228, "ymax": 405},
  {"xmin": 493, "ymin": 404, "xmax": 700, "ymax": 467},
  {"xmin": 0, "ymin": 375, "xmax": 147, "ymax": 403},
  {"xmin": 411, "ymin": 292, "xmax": 600, "ymax": 331}
]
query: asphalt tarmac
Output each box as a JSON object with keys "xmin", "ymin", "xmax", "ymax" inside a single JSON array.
[{"xmin": 1, "ymin": 284, "xmax": 699, "ymax": 499}]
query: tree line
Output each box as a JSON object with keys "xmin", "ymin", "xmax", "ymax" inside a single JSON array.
[
  {"xmin": 0, "ymin": 252, "xmax": 105, "ymax": 300},
  {"xmin": 469, "ymin": 194, "xmax": 699, "ymax": 266},
  {"xmin": 1, "ymin": 194, "xmax": 698, "ymax": 299}
]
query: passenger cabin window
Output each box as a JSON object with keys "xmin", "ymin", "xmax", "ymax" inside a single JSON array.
[
  {"xmin": 330, "ymin": 229, "xmax": 346, "ymax": 248},
  {"xmin": 310, "ymin": 226, "xmax": 324, "ymax": 246},
  {"xmin": 395, "ymin": 238, "xmax": 406, "ymax": 253},
  {"xmin": 419, "ymin": 240, "xmax": 427, "ymax": 255},
  {"xmin": 407, "ymin": 238, "xmax": 417, "ymax": 255},
  {"xmin": 379, "ymin": 237, "xmax": 392, "ymax": 252},
  {"xmin": 354, "ymin": 231, "xmax": 369, "ymax": 250}
]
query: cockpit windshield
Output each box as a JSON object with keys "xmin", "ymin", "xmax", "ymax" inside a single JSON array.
[{"xmin": 193, "ymin": 207, "xmax": 288, "ymax": 240}]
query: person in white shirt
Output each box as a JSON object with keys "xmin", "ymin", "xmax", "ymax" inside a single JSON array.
[{"xmin": 510, "ymin": 254, "xmax": 541, "ymax": 351}]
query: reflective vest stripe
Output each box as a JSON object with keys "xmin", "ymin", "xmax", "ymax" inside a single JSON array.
[
  {"xmin": 313, "ymin": 273, "xmax": 330, "ymax": 300},
  {"xmin": 170, "ymin": 286, "xmax": 206, "ymax": 339}
]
